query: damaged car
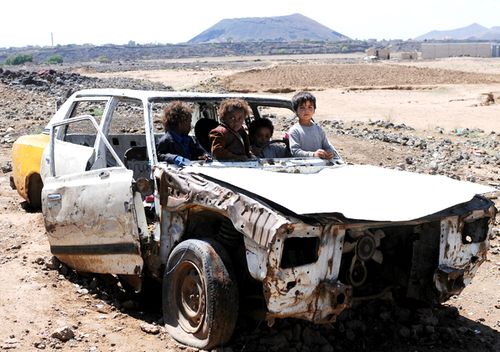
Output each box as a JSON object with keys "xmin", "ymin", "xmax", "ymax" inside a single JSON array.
[{"xmin": 40, "ymin": 89, "xmax": 498, "ymax": 349}]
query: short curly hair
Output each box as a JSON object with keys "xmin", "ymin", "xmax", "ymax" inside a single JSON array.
[
  {"xmin": 291, "ymin": 91, "xmax": 316, "ymax": 112},
  {"xmin": 218, "ymin": 98, "xmax": 251, "ymax": 123},
  {"xmin": 248, "ymin": 118, "xmax": 274, "ymax": 144},
  {"xmin": 162, "ymin": 101, "xmax": 192, "ymax": 131}
]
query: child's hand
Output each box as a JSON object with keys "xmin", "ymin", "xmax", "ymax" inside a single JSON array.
[
  {"xmin": 251, "ymin": 145, "xmax": 263, "ymax": 156},
  {"xmin": 198, "ymin": 154, "xmax": 213, "ymax": 162},
  {"xmin": 313, "ymin": 149, "xmax": 334, "ymax": 159}
]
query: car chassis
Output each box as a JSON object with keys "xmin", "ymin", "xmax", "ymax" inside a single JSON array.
[{"xmin": 38, "ymin": 89, "xmax": 497, "ymax": 349}]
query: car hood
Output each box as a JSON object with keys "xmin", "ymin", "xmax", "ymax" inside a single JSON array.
[{"xmin": 184, "ymin": 164, "xmax": 495, "ymax": 221}]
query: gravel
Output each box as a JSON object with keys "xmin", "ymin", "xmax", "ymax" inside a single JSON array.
[{"xmin": 1, "ymin": 68, "xmax": 499, "ymax": 352}]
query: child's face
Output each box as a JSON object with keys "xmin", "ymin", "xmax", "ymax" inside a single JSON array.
[
  {"xmin": 254, "ymin": 126, "xmax": 272, "ymax": 147},
  {"xmin": 297, "ymin": 100, "xmax": 315, "ymax": 125},
  {"xmin": 177, "ymin": 116, "xmax": 192, "ymax": 135},
  {"xmin": 223, "ymin": 110, "xmax": 245, "ymax": 131}
]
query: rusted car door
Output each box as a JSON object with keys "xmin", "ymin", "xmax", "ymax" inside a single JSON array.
[{"xmin": 41, "ymin": 116, "xmax": 144, "ymax": 275}]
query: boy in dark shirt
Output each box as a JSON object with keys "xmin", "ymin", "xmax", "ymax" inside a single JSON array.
[{"xmin": 157, "ymin": 101, "xmax": 210, "ymax": 165}]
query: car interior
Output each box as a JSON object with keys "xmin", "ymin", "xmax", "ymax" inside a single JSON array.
[{"xmin": 54, "ymin": 97, "xmax": 294, "ymax": 189}]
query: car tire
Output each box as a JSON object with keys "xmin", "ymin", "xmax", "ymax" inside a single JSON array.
[
  {"xmin": 27, "ymin": 173, "xmax": 43, "ymax": 210},
  {"xmin": 163, "ymin": 238, "xmax": 238, "ymax": 350}
]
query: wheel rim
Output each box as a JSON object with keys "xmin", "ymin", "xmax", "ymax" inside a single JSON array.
[{"xmin": 173, "ymin": 260, "xmax": 206, "ymax": 333}]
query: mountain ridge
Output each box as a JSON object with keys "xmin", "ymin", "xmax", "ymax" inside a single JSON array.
[
  {"xmin": 415, "ymin": 23, "xmax": 500, "ymax": 40},
  {"xmin": 188, "ymin": 13, "xmax": 349, "ymax": 43}
]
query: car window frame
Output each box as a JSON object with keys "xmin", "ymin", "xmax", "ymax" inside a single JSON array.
[{"xmin": 47, "ymin": 115, "xmax": 125, "ymax": 177}]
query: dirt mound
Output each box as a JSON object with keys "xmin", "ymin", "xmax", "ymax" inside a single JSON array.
[{"xmin": 222, "ymin": 63, "xmax": 500, "ymax": 92}]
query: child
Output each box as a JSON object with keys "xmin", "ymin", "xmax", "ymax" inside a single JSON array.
[
  {"xmin": 157, "ymin": 101, "xmax": 210, "ymax": 165},
  {"xmin": 209, "ymin": 98, "xmax": 254, "ymax": 161},
  {"xmin": 249, "ymin": 118, "xmax": 289, "ymax": 158},
  {"xmin": 288, "ymin": 91, "xmax": 337, "ymax": 159}
]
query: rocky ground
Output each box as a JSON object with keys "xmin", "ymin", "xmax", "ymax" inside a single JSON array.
[
  {"xmin": 0, "ymin": 67, "xmax": 172, "ymax": 139},
  {"xmin": 0, "ymin": 64, "xmax": 499, "ymax": 351},
  {"xmin": 222, "ymin": 63, "xmax": 500, "ymax": 92}
]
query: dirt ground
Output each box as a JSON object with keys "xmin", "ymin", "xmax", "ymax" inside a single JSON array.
[
  {"xmin": 87, "ymin": 56, "xmax": 500, "ymax": 132},
  {"xmin": 1, "ymin": 55, "xmax": 499, "ymax": 351}
]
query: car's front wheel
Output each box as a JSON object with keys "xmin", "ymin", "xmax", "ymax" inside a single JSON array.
[{"xmin": 162, "ymin": 239, "xmax": 238, "ymax": 349}]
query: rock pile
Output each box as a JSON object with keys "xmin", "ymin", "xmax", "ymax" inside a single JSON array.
[
  {"xmin": 312, "ymin": 118, "xmax": 499, "ymax": 184},
  {"xmin": 230, "ymin": 299, "xmax": 499, "ymax": 352},
  {"xmin": 32, "ymin": 247, "xmax": 499, "ymax": 352},
  {"xmin": 273, "ymin": 115, "xmax": 500, "ymax": 193},
  {"xmin": 0, "ymin": 68, "xmax": 175, "ymax": 144},
  {"xmin": 0, "ymin": 68, "xmax": 172, "ymax": 99}
]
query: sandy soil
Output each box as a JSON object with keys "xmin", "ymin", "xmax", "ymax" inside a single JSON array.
[
  {"xmin": 85, "ymin": 58, "xmax": 500, "ymax": 132},
  {"xmin": 393, "ymin": 57, "xmax": 500, "ymax": 75},
  {"xmin": 1, "ymin": 55, "xmax": 499, "ymax": 351},
  {"xmin": 84, "ymin": 69, "xmax": 234, "ymax": 91},
  {"xmin": 1, "ymin": 135, "xmax": 499, "ymax": 351},
  {"xmin": 312, "ymin": 84, "xmax": 500, "ymax": 131}
]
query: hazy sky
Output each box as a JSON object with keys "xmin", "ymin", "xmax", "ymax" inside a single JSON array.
[{"xmin": 2, "ymin": 0, "xmax": 499, "ymax": 47}]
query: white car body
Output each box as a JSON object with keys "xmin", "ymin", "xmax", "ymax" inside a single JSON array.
[{"xmin": 40, "ymin": 89, "xmax": 497, "ymax": 348}]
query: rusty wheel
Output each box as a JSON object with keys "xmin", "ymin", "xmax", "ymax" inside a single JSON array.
[
  {"xmin": 163, "ymin": 239, "xmax": 238, "ymax": 349},
  {"xmin": 174, "ymin": 260, "xmax": 206, "ymax": 333}
]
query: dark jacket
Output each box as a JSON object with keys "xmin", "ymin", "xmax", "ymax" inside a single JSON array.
[
  {"xmin": 157, "ymin": 131, "xmax": 207, "ymax": 163},
  {"xmin": 209, "ymin": 124, "xmax": 252, "ymax": 161}
]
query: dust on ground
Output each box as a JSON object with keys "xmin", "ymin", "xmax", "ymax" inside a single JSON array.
[
  {"xmin": 221, "ymin": 62, "xmax": 500, "ymax": 132},
  {"xmin": 222, "ymin": 63, "xmax": 500, "ymax": 90},
  {"xmin": 81, "ymin": 56, "xmax": 500, "ymax": 132},
  {"xmin": 391, "ymin": 57, "xmax": 500, "ymax": 75},
  {"xmin": 0, "ymin": 55, "xmax": 499, "ymax": 351}
]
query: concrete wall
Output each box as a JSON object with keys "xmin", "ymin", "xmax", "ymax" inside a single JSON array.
[
  {"xmin": 366, "ymin": 47, "xmax": 391, "ymax": 59},
  {"xmin": 400, "ymin": 52, "xmax": 418, "ymax": 60},
  {"xmin": 421, "ymin": 43, "xmax": 493, "ymax": 59}
]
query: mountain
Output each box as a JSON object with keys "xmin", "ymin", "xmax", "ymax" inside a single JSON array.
[
  {"xmin": 415, "ymin": 23, "xmax": 500, "ymax": 40},
  {"xmin": 188, "ymin": 13, "xmax": 349, "ymax": 43},
  {"xmin": 478, "ymin": 26, "xmax": 500, "ymax": 40}
]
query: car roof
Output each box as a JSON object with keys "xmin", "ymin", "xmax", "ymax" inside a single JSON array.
[
  {"xmin": 43, "ymin": 88, "xmax": 293, "ymax": 132},
  {"xmin": 72, "ymin": 88, "xmax": 292, "ymax": 107}
]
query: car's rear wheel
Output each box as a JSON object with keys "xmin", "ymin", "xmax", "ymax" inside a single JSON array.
[
  {"xmin": 163, "ymin": 239, "xmax": 238, "ymax": 350},
  {"xmin": 27, "ymin": 173, "xmax": 43, "ymax": 210}
]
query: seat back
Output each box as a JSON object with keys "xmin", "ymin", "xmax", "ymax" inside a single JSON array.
[
  {"xmin": 194, "ymin": 118, "xmax": 219, "ymax": 152},
  {"xmin": 124, "ymin": 146, "xmax": 150, "ymax": 180}
]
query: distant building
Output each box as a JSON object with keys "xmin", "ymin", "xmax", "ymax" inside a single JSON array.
[
  {"xmin": 493, "ymin": 44, "xmax": 500, "ymax": 57},
  {"xmin": 400, "ymin": 51, "xmax": 418, "ymax": 60},
  {"xmin": 421, "ymin": 43, "xmax": 500, "ymax": 59},
  {"xmin": 365, "ymin": 47, "xmax": 391, "ymax": 59}
]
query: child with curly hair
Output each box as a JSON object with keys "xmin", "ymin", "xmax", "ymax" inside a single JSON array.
[
  {"xmin": 209, "ymin": 98, "xmax": 254, "ymax": 161},
  {"xmin": 157, "ymin": 101, "xmax": 210, "ymax": 165}
]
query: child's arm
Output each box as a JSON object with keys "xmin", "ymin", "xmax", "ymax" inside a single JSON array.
[
  {"xmin": 157, "ymin": 136, "xmax": 183, "ymax": 164},
  {"xmin": 319, "ymin": 127, "xmax": 337, "ymax": 157}
]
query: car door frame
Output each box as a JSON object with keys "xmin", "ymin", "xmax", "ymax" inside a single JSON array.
[{"xmin": 42, "ymin": 115, "xmax": 145, "ymax": 275}]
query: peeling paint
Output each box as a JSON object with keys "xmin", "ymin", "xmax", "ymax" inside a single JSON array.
[{"xmin": 40, "ymin": 89, "xmax": 498, "ymax": 329}]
